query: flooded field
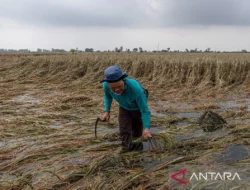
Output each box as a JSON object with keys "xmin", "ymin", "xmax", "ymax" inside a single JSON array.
[{"xmin": 0, "ymin": 53, "xmax": 250, "ymax": 189}]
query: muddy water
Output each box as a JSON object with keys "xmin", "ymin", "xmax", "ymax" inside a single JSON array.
[
  {"xmin": 1, "ymin": 92, "xmax": 43, "ymax": 121},
  {"xmin": 213, "ymin": 145, "xmax": 250, "ymax": 164},
  {"xmin": 141, "ymin": 97, "xmax": 250, "ymax": 173},
  {"xmin": 1, "ymin": 90, "xmax": 250, "ymax": 188},
  {"xmin": 218, "ymin": 97, "xmax": 250, "ymax": 111},
  {"xmin": 151, "ymin": 111, "xmax": 201, "ymax": 118},
  {"xmin": 11, "ymin": 94, "xmax": 41, "ymax": 104},
  {"xmin": 227, "ymin": 119, "xmax": 250, "ymax": 124}
]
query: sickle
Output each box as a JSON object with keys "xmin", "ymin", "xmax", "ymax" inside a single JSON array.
[{"xmin": 95, "ymin": 117, "xmax": 105, "ymax": 138}]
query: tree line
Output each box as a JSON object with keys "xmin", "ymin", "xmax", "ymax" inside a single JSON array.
[{"xmin": 0, "ymin": 47, "xmax": 248, "ymax": 53}]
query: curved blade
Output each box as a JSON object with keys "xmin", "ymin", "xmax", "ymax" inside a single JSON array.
[{"xmin": 95, "ymin": 117, "xmax": 105, "ymax": 138}]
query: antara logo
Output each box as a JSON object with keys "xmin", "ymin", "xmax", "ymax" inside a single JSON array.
[
  {"xmin": 190, "ymin": 172, "xmax": 241, "ymax": 181},
  {"xmin": 170, "ymin": 168, "xmax": 187, "ymax": 185},
  {"xmin": 170, "ymin": 169, "xmax": 241, "ymax": 185}
]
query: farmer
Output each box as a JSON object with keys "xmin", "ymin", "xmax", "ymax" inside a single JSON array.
[{"xmin": 101, "ymin": 65, "xmax": 152, "ymax": 151}]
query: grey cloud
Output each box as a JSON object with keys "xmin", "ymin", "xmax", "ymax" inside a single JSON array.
[
  {"xmin": 0, "ymin": 0, "xmax": 155, "ymax": 27},
  {"xmin": 160, "ymin": 0, "xmax": 250, "ymax": 26},
  {"xmin": 0, "ymin": 0, "xmax": 250, "ymax": 27}
]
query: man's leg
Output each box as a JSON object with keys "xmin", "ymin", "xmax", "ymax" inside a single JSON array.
[
  {"xmin": 130, "ymin": 110, "xmax": 143, "ymax": 150},
  {"xmin": 118, "ymin": 106, "xmax": 132, "ymax": 149},
  {"xmin": 131, "ymin": 110, "xmax": 143, "ymax": 138}
]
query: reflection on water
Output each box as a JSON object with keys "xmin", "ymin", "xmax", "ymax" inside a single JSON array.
[
  {"xmin": 175, "ymin": 112, "xmax": 201, "ymax": 118},
  {"xmin": 151, "ymin": 111, "xmax": 201, "ymax": 118},
  {"xmin": 142, "ymin": 154, "xmax": 178, "ymax": 170},
  {"xmin": 218, "ymin": 97, "xmax": 250, "ymax": 111},
  {"xmin": 150, "ymin": 126, "xmax": 166, "ymax": 133},
  {"xmin": 49, "ymin": 124, "xmax": 63, "ymax": 129},
  {"xmin": 11, "ymin": 94, "xmax": 41, "ymax": 104},
  {"xmin": 213, "ymin": 145, "xmax": 250, "ymax": 164},
  {"xmin": 0, "ymin": 141, "xmax": 8, "ymax": 147},
  {"xmin": 227, "ymin": 119, "xmax": 250, "ymax": 125}
]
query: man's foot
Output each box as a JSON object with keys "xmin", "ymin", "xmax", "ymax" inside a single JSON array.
[{"xmin": 128, "ymin": 142, "xmax": 143, "ymax": 151}]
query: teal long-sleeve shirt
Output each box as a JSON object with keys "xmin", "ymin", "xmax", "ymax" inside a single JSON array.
[{"xmin": 103, "ymin": 78, "xmax": 151, "ymax": 129}]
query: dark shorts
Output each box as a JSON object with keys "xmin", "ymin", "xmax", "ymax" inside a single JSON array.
[{"xmin": 118, "ymin": 106, "xmax": 143, "ymax": 147}]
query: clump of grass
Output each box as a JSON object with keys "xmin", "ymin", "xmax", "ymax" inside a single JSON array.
[
  {"xmin": 238, "ymin": 104, "xmax": 249, "ymax": 111},
  {"xmin": 229, "ymin": 124, "xmax": 250, "ymax": 135},
  {"xmin": 148, "ymin": 133, "xmax": 175, "ymax": 151},
  {"xmin": 102, "ymin": 131, "xmax": 120, "ymax": 141},
  {"xmin": 0, "ymin": 174, "xmax": 34, "ymax": 190},
  {"xmin": 224, "ymin": 110, "xmax": 250, "ymax": 118}
]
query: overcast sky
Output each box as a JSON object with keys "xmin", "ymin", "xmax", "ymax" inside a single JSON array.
[{"xmin": 1, "ymin": 0, "xmax": 250, "ymax": 51}]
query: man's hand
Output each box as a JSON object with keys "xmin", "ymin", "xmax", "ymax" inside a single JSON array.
[
  {"xmin": 102, "ymin": 111, "xmax": 110, "ymax": 122},
  {"xmin": 143, "ymin": 128, "xmax": 152, "ymax": 140}
]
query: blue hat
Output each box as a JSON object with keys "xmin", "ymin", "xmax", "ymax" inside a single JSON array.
[{"xmin": 101, "ymin": 66, "xmax": 128, "ymax": 83}]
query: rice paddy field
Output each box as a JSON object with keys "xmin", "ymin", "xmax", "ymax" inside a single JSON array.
[{"xmin": 0, "ymin": 53, "xmax": 250, "ymax": 190}]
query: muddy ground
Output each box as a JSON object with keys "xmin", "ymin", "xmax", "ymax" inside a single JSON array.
[{"xmin": 0, "ymin": 54, "xmax": 250, "ymax": 189}]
